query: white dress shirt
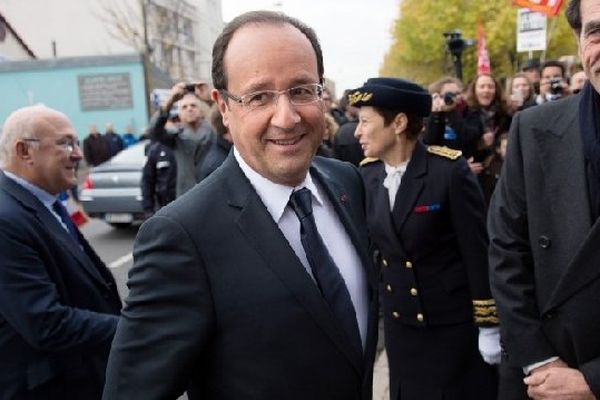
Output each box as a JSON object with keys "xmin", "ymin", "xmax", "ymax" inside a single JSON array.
[
  {"xmin": 234, "ymin": 148, "xmax": 369, "ymax": 348},
  {"xmin": 383, "ymin": 160, "xmax": 409, "ymax": 210}
]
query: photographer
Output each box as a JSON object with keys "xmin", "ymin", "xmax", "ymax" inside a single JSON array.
[
  {"xmin": 424, "ymin": 76, "xmax": 482, "ymax": 158},
  {"xmin": 536, "ymin": 60, "xmax": 570, "ymax": 104},
  {"xmin": 148, "ymin": 81, "xmax": 215, "ymax": 197}
]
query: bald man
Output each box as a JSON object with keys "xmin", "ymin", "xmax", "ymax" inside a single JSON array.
[{"xmin": 0, "ymin": 105, "xmax": 122, "ymax": 400}]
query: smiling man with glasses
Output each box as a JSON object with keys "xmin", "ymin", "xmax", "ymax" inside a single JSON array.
[
  {"xmin": 0, "ymin": 105, "xmax": 122, "ymax": 400},
  {"xmin": 104, "ymin": 10, "xmax": 378, "ymax": 400}
]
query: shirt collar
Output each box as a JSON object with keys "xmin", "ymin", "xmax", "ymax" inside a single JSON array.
[
  {"xmin": 2, "ymin": 170, "xmax": 58, "ymax": 208},
  {"xmin": 233, "ymin": 147, "xmax": 323, "ymax": 223}
]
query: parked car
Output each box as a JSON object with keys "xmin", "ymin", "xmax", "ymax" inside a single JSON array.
[{"xmin": 79, "ymin": 140, "xmax": 148, "ymax": 228}]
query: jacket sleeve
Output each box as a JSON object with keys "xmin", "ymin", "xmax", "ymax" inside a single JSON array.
[
  {"xmin": 141, "ymin": 145, "xmax": 157, "ymax": 213},
  {"xmin": 448, "ymin": 157, "xmax": 498, "ymax": 326},
  {"xmin": 487, "ymin": 111, "xmax": 557, "ymax": 367},
  {"xmin": 0, "ymin": 223, "xmax": 119, "ymax": 351},
  {"xmin": 148, "ymin": 111, "xmax": 176, "ymax": 148},
  {"xmin": 103, "ymin": 215, "xmax": 215, "ymax": 399}
]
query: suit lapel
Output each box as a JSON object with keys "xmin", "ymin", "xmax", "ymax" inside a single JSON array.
[
  {"xmin": 221, "ymin": 156, "xmax": 363, "ymax": 374},
  {"xmin": 36, "ymin": 207, "xmax": 108, "ymax": 284},
  {"xmin": 0, "ymin": 172, "xmax": 108, "ymax": 286},
  {"xmin": 392, "ymin": 142, "xmax": 427, "ymax": 234},
  {"xmin": 310, "ymin": 164, "xmax": 376, "ymax": 294}
]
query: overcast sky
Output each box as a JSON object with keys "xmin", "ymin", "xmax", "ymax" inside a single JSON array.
[{"xmin": 220, "ymin": 0, "xmax": 400, "ymax": 98}]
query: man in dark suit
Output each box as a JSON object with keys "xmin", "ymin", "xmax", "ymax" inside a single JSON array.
[
  {"xmin": 103, "ymin": 11, "xmax": 378, "ymax": 400},
  {"xmin": 488, "ymin": 1, "xmax": 600, "ymax": 398},
  {"xmin": 0, "ymin": 105, "xmax": 122, "ymax": 400}
]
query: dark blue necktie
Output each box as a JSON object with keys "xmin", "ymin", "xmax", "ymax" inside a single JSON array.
[
  {"xmin": 289, "ymin": 188, "xmax": 363, "ymax": 354},
  {"xmin": 52, "ymin": 200, "xmax": 80, "ymax": 243}
]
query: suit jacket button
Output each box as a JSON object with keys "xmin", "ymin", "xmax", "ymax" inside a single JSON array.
[
  {"xmin": 405, "ymin": 261, "xmax": 413, "ymax": 269},
  {"xmin": 538, "ymin": 236, "xmax": 551, "ymax": 249},
  {"xmin": 392, "ymin": 311, "xmax": 400, "ymax": 319},
  {"xmin": 386, "ymin": 284, "xmax": 393, "ymax": 293},
  {"xmin": 410, "ymin": 288, "xmax": 418, "ymax": 296},
  {"xmin": 416, "ymin": 313, "xmax": 424, "ymax": 322},
  {"xmin": 382, "ymin": 258, "xmax": 389, "ymax": 267}
]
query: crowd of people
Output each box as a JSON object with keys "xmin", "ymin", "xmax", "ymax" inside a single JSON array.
[{"xmin": 2, "ymin": 1, "xmax": 600, "ymax": 399}]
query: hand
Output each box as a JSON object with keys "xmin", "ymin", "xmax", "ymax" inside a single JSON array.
[
  {"xmin": 478, "ymin": 327, "xmax": 501, "ymax": 365},
  {"xmin": 431, "ymin": 93, "xmax": 454, "ymax": 113},
  {"xmin": 431, "ymin": 93, "xmax": 446, "ymax": 112},
  {"xmin": 165, "ymin": 82, "xmax": 187, "ymax": 110},
  {"xmin": 525, "ymin": 363, "xmax": 595, "ymax": 399},
  {"xmin": 481, "ymin": 131, "xmax": 495, "ymax": 148},
  {"xmin": 468, "ymin": 157, "xmax": 484, "ymax": 175}
]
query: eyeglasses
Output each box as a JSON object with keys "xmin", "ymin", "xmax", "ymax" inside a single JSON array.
[
  {"xmin": 23, "ymin": 137, "xmax": 80, "ymax": 153},
  {"xmin": 221, "ymin": 83, "xmax": 323, "ymax": 110}
]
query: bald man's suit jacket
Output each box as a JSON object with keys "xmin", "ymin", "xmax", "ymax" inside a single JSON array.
[
  {"xmin": 0, "ymin": 170, "xmax": 122, "ymax": 400},
  {"xmin": 488, "ymin": 94, "xmax": 600, "ymax": 397},
  {"xmin": 103, "ymin": 154, "xmax": 379, "ymax": 400}
]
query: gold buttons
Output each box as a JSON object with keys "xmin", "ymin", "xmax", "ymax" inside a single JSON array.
[
  {"xmin": 416, "ymin": 313, "xmax": 424, "ymax": 322},
  {"xmin": 386, "ymin": 284, "xmax": 393, "ymax": 293},
  {"xmin": 410, "ymin": 288, "xmax": 418, "ymax": 296},
  {"xmin": 392, "ymin": 311, "xmax": 400, "ymax": 319},
  {"xmin": 382, "ymin": 258, "xmax": 389, "ymax": 267},
  {"xmin": 405, "ymin": 261, "xmax": 413, "ymax": 268}
]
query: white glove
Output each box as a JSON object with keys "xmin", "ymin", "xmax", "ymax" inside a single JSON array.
[{"xmin": 478, "ymin": 326, "xmax": 501, "ymax": 365}]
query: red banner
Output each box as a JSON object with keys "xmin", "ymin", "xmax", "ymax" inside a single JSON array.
[
  {"xmin": 512, "ymin": 0, "xmax": 563, "ymax": 17},
  {"xmin": 477, "ymin": 21, "xmax": 491, "ymax": 75}
]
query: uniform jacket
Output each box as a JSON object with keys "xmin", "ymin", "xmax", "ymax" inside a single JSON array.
[
  {"xmin": 103, "ymin": 154, "xmax": 379, "ymax": 400},
  {"xmin": 141, "ymin": 142, "xmax": 177, "ymax": 213},
  {"xmin": 488, "ymin": 94, "xmax": 600, "ymax": 396},
  {"xmin": 0, "ymin": 171, "xmax": 122, "ymax": 400},
  {"xmin": 361, "ymin": 142, "xmax": 496, "ymax": 328}
]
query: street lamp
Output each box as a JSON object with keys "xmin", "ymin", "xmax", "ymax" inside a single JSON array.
[{"xmin": 443, "ymin": 30, "xmax": 474, "ymax": 81}]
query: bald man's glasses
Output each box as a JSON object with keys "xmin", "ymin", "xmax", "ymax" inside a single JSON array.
[{"xmin": 23, "ymin": 138, "xmax": 80, "ymax": 153}]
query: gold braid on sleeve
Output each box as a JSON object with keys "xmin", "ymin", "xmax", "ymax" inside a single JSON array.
[{"xmin": 473, "ymin": 299, "xmax": 499, "ymax": 325}]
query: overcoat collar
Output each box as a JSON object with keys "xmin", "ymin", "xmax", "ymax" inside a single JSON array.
[
  {"xmin": 391, "ymin": 141, "xmax": 427, "ymax": 233},
  {"xmin": 533, "ymin": 98, "xmax": 598, "ymax": 311}
]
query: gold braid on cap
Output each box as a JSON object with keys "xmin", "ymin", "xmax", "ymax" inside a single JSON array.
[{"xmin": 348, "ymin": 91, "xmax": 373, "ymax": 106}]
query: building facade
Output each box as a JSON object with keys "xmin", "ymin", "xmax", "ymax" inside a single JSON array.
[{"xmin": 0, "ymin": 0, "xmax": 222, "ymax": 83}]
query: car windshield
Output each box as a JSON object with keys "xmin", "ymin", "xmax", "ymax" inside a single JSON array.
[{"xmin": 109, "ymin": 141, "xmax": 148, "ymax": 165}]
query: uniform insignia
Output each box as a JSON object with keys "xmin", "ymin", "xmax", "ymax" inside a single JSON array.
[
  {"xmin": 348, "ymin": 91, "xmax": 373, "ymax": 106},
  {"xmin": 359, "ymin": 157, "xmax": 379, "ymax": 167},
  {"xmin": 473, "ymin": 299, "xmax": 499, "ymax": 325},
  {"xmin": 414, "ymin": 203, "xmax": 441, "ymax": 213},
  {"xmin": 427, "ymin": 145, "xmax": 462, "ymax": 160}
]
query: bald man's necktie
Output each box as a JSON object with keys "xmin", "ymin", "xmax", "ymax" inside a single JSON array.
[
  {"xmin": 53, "ymin": 200, "xmax": 80, "ymax": 243},
  {"xmin": 289, "ymin": 187, "xmax": 362, "ymax": 354}
]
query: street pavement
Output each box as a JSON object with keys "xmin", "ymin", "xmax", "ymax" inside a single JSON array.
[{"xmin": 81, "ymin": 216, "xmax": 390, "ymax": 399}]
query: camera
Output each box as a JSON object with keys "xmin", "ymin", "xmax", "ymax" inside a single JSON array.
[
  {"xmin": 443, "ymin": 92, "xmax": 457, "ymax": 105},
  {"xmin": 184, "ymin": 83, "xmax": 196, "ymax": 92},
  {"xmin": 549, "ymin": 77, "xmax": 564, "ymax": 95}
]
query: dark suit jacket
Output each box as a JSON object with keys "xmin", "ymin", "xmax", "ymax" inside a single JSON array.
[
  {"xmin": 103, "ymin": 154, "xmax": 378, "ymax": 400},
  {"xmin": 489, "ymin": 94, "xmax": 600, "ymax": 397},
  {"xmin": 0, "ymin": 170, "xmax": 122, "ymax": 400}
]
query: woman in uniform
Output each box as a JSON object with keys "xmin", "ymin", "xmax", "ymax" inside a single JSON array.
[{"xmin": 350, "ymin": 77, "xmax": 499, "ymax": 399}]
